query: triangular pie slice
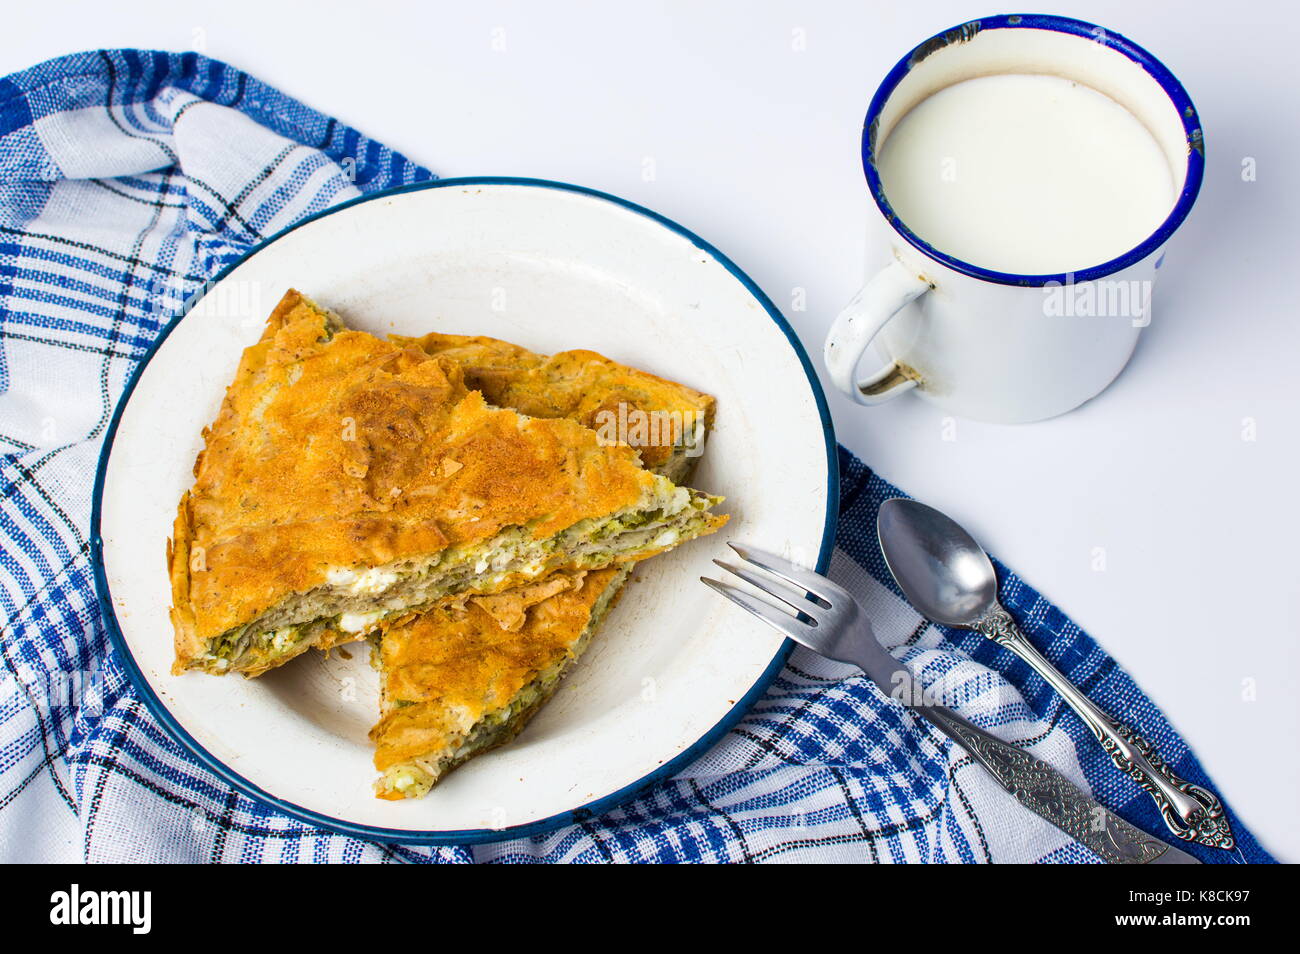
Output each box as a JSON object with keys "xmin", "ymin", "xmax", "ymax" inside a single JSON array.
[
  {"xmin": 168, "ymin": 290, "xmax": 726, "ymax": 676},
  {"xmin": 370, "ymin": 565, "xmax": 628, "ymax": 799},
  {"xmin": 369, "ymin": 331, "xmax": 719, "ymax": 798},
  {"xmin": 390, "ymin": 331, "xmax": 715, "ymax": 483}
]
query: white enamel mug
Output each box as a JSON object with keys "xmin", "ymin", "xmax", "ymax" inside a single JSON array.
[{"xmin": 824, "ymin": 15, "xmax": 1204, "ymax": 424}]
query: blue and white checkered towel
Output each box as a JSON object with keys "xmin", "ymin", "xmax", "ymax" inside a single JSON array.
[{"xmin": 0, "ymin": 50, "xmax": 1272, "ymax": 864}]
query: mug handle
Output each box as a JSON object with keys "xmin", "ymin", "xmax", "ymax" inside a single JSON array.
[{"xmin": 824, "ymin": 259, "xmax": 932, "ymax": 405}]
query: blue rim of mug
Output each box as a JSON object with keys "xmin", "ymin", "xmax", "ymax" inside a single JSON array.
[
  {"xmin": 861, "ymin": 13, "xmax": 1204, "ymax": 287},
  {"xmin": 90, "ymin": 175, "xmax": 839, "ymax": 846}
]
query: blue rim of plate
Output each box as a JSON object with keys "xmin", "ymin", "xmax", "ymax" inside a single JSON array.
[
  {"xmin": 90, "ymin": 175, "xmax": 840, "ymax": 846},
  {"xmin": 861, "ymin": 13, "xmax": 1204, "ymax": 287}
]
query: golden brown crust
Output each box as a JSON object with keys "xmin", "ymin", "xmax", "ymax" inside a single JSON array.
[
  {"xmin": 391, "ymin": 331, "xmax": 715, "ymax": 472},
  {"xmin": 468, "ymin": 573, "xmax": 583, "ymax": 632},
  {"xmin": 369, "ymin": 336, "xmax": 722, "ymax": 794},
  {"xmin": 168, "ymin": 291, "xmax": 670, "ymax": 672},
  {"xmin": 370, "ymin": 567, "xmax": 621, "ymax": 775}
]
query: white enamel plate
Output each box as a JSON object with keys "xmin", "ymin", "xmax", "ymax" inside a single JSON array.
[{"xmin": 92, "ymin": 178, "xmax": 836, "ymax": 842}]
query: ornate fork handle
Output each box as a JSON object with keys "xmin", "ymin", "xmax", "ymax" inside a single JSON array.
[
  {"xmin": 918, "ymin": 704, "xmax": 1178, "ymax": 863},
  {"xmin": 973, "ymin": 606, "xmax": 1234, "ymax": 850}
]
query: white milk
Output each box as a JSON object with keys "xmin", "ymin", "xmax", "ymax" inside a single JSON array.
[{"xmin": 877, "ymin": 73, "xmax": 1177, "ymax": 275}]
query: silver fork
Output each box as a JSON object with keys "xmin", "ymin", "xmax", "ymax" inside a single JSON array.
[{"xmin": 703, "ymin": 542, "xmax": 1199, "ymax": 864}]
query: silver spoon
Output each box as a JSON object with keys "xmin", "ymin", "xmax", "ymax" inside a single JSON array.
[{"xmin": 876, "ymin": 497, "xmax": 1234, "ymax": 850}]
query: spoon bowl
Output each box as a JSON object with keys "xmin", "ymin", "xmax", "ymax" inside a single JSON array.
[{"xmin": 876, "ymin": 497, "xmax": 998, "ymax": 627}]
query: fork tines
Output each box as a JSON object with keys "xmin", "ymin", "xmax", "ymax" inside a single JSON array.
[{"xmin": 701, "ymin": 543, "xmax": 842, "ymax": 651}]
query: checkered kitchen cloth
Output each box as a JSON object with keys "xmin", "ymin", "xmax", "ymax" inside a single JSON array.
[{"xmin": 0, "ymin": 50, "xmax": 1273, "ymax": 864}]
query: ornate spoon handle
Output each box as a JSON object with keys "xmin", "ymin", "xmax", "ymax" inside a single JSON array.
[{"xmin": 972, "ymin": 605, "xmax": 1234, "ymax": 850}]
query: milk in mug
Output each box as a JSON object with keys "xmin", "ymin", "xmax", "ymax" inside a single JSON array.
[{"xmin": 876, "ymin": 73, "xmax": 1178, "ymax": 275}]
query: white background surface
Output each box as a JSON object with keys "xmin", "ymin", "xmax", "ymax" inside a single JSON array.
[{"xmin": 7, "ymin": 0, "xmax": 1297, "ymax": 861}]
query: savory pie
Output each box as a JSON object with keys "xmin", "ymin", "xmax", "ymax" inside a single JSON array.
[
  {"xmin": 370, "ymin": 333, "xmax": 718, "ymax": 798},
  {"xmin": 391, "ymin": 331, "xmax": 714, "ymax": 483},
  {"xmin": 169, "ymin": 290, "xmax": 725, "ymax": 677},
  {"xmin": 370, "ymin": 566, "xmax": 629, "ymax": 799}
]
